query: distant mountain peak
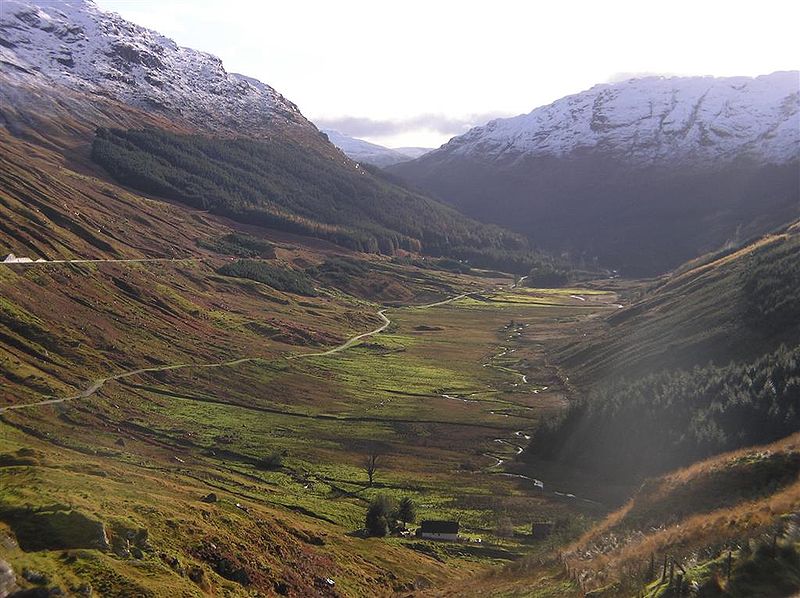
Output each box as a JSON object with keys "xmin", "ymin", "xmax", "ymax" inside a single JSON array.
[
  {"xmin": 391, "ymin": 72, "xmax": 800, "ymax": 275},
  {"xmin": 322, "ymin": 129, "xmax": 432, "ymax": 167}
]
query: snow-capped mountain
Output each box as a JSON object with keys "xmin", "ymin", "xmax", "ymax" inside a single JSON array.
[
  {"xmin": 391, "ymin": 73, "xmax": 800, "ymax": 275},
  {"xmin": 0, "ymin": 0, "xmax": 314, "ymax": 137},
  {"xmin": 437, "ymin": 72, "xmax": 799, "ymax": 167},
  {"xmin": 322, "ymin": 129, "xmax": 431, "ymax": 167}
]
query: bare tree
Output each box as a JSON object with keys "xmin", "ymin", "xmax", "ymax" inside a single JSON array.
[{"xmin": 363, "ymin": 451, "xmax": 380, "ymax": 487}]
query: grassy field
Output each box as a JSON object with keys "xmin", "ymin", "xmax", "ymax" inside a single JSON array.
[{"xmin": 0, "ymin": 220, "xmax": 622, "ymax": 595}]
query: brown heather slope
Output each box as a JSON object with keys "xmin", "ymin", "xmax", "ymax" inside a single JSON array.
[
  {"xmin": 0, "ymin": 126, "xmax": 387, "ymax": 405},
  {"xmin": 425, "ymin": 434, "xmax": 800, "ymax": 597},
  {"xmin": 0, "ymin": 90, "xmax": 499, "ymax": 595}
]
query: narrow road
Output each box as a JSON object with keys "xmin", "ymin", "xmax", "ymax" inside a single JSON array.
[
  {"xmin": 511, "ymin": 275, "xmax": 528, "ymax": 289},
  {"xmin": 288, "ymin": 292, "xmax": 472, "ymax": 360},
  {"xmin": 1, "ymin": 257, "xmax": 201, "ymax": 267},
  {"xmin": 287, "ymin": 310, "xmax": 390, "ymax": 360},
  {"xmin": 0, "ymin": 357, "xmax": 258, "ymax": 414}
]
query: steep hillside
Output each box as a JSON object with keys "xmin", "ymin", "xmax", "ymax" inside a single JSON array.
[
  {"xmin": 0, "ymin": 0, "xmax": 538, "ymax": 270},
  {"xmin": 435, "ymin": 434, "xmax": 800, "ymax": 597},
  {"xmin": 560, "ymin": 226, "xmax": 800, "ymax": 382},
  {"xmin": 390, "ymin": 73, "xmax": 800, "ymax": 275},
  {"xmin": 0, "ymin": 0, "xmax": 311, "ymax": 139},
  {"xmin": 89, "ymin": 126, "xmax": 531, "ymax": 265},
  {"xmin": 523, "ymin": 226, "xmax": 800, "ymax": 481}
]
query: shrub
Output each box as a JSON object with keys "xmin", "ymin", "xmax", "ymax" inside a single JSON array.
[
  {"xmin": 217, "ymin": 260, "xmax": 316, "ymax": 296},
  {"xmin": 365, "ymin": 495, "xmax": 396, "ymax": 537},
  {"xmin": 255, "ymin": 451, "xmax": 284, "ymax": 470},
  {"xmin": 396, "ymin": 497, "xmax": 417, "ymax": 527}
]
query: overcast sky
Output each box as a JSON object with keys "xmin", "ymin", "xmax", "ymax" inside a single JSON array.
[{"xmin": 95, "ymin": 0, "xmax": 799, "ymax": 148}]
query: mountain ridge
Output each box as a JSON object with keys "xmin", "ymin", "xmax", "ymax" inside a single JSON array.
[
  {"xmin": 390, "ymin": 72, "xmax": 800, "ymax": 275},
  {"xmin": 0, "ymin": 0, "xmax": 312, "ymax": 139},
  {"xmin": 0, "ymin": 0, "xmax": 543, "ymax": 269},
  {"xmin": 430, "ymin": 72, "xmax": 799, "ymax": 166}
]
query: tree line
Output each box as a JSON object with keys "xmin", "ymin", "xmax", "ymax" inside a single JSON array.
[
  {"xmin": 91, "ymin": 127, "xmax": 557, "ymax": 273},
  {"xmin": 526, "ymin": 344, "xmax": 800, "ymax": 481}
]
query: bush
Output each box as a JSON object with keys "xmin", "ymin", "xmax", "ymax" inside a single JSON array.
[
  {"xmin": 217, "ymin": 260, "xmax": 316, "ymax": 296},
  {"xmin": 255, "ymin": 451, "xmax": 284, "ymax": 470},
  {"xmin": 396, "ymin": 497, "xmax": 416, "ymax": 527},
  {"xmin": 365, "ymin": 495, "xmax": 396, "ymax": 537}
]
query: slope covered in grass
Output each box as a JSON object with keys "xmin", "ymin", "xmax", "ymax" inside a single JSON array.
[{"xmin": 559, "ymin": 227, "xmax": 800, "ymax": 382}]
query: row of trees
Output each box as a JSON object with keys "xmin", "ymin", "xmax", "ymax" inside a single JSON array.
[
  {"xmin": 92, "ymin": 127, "xmax": 553, "ymax": 272},
  {"xmin": 742, "ymin": 234, "xmax": 800, "ymax": 333},
  {"xmin": 217, "ymin": 260, "xmax": 317, "ymax": 296},
  {"xmin": 527, "ymin": 344, "xmax": 800, "ymax": 481},
  {"xmin": 198, "ymin": 233, "xmax": 275, "ymax": 258},
  {"xmin": 526, "ymin": 262, "xmax": 571, "ymax": 288}
]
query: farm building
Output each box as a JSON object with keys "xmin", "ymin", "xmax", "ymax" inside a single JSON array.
[{"xmin": 418, "ymin": 520, "xmax": 459, "ymax": 541}]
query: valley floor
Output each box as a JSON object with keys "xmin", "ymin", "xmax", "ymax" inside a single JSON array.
[{"xmin": 0, "ymin": 260, "xmax": 622, "ymax": 596}]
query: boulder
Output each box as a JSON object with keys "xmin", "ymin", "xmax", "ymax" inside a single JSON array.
[
  {"xmin": 2, "ymin": 507, "xmax": 109, "ymax": 551},
  {"xmin": 0, "ymin": 559, "xmax": 17, "ymax": 596}
]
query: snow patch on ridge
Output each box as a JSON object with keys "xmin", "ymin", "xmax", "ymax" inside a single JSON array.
[
  {"xmin": 0, "ymin": 0, "xmax": 308, "ymax": 134},
  {"xmin": 438, "ymin": 73, "xmax": 800, "ymax": 167}
]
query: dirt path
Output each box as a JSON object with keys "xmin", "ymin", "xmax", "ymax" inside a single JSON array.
[
  {"xmin": 511, "ymin": 275, "xmax": 528, "ymax": 289},
  {"xmin": 287, "ymin": 292, "xmax": 473, "ymax": 360},
  {"xmin": 287, "ymin": 310, "xmax": 391, "ymax": 360}
]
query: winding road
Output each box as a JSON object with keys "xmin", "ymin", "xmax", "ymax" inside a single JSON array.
[
  {"xmin": 286, "ymin": 309, "xmax": 391, "ymax": 360},
  {"xmin": 0, "ymin": 357, "xmax": 259, "ymax": 414},
  {"xmin": 0, "ymin": 290, "xmax": 474, "ymax": 414}
]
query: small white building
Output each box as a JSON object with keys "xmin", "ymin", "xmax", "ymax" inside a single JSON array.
[
  {"xmin": 418, "ymin": 520, "xmax": 460, "ymax": 541},
  {"xmin": 2, "ymin": 254, "xmax": 34, "ymax": 263}
]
